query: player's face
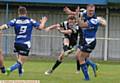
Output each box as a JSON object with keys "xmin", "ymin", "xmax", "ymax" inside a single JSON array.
[
  {"xmin": 87, "ymin": 5, "xmax": 95, "ymax": 17},
  {"xmin": 68, "ymin": 19, "xmax": 76, "ymax": 28}
]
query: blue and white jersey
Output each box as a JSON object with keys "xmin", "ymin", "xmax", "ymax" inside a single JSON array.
[
  {"xmin": 7, "ymin": 16, "xmax": 40, "ymax": 48},
  {"xmin": 81, "ymin": 12, "xmax": 100, "ymax": 39}
]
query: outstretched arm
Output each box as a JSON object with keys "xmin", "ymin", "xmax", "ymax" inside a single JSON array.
[
  {"xmin": 97, "ymin": 16, "xmax": 107, "ymax": 27},
  {"xmin": 58, "ymin": 29, "xmax": 72, "ymax": 34},
  {"xmin": 0, "ymin": 24, "xmax": 8, "ymax": 30},
  {"xmin": 45, "ymin": 24, "xmax": 60, "ymax": 32},
  {"xmin": 38, "ymin": 16, "xmax": 48, "ymax": 30},
  {"xmin": 63, "ymin": 6, "xmax": 76, "ymax": 15}
]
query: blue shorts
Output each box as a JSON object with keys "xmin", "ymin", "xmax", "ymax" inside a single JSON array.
[
  {"xmin": 78, "ymin": 38, "xmax": 96, "ymax": 53},
  {"xmin": 14, "ymin": 42, "xmax": 30, "ymax": 56}
]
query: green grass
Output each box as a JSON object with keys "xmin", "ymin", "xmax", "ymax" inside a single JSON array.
[{"xmin": 0, "ymin": 58, "xmax": 120, "ymax": 83}]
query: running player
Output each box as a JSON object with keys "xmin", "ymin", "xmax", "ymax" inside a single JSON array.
[
  {"xmin": 0, "ymin": 31, "xmax": 5, "ymax": 73},
  {"xmin": 75, "ymin": 4, "xmax": 106, "ymax": 80},
  {"xmin": 64, "ymin": 5, "xmax": 107, "ymax": 77},
  {"xmin": 0, "ymin": 6, "xmax": 47, "ymax": 76},
  {"xmin": 45, "ymin": 15, "xmax": 83, "ymax": 75}
]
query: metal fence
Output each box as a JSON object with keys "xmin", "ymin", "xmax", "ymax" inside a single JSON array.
[{"xmin": 0, "ymin": 4, "xmax": 120, "ymax": 61}]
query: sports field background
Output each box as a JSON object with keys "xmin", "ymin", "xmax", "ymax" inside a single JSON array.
[
  {"xmin": 0, "ymin": 56, "xmax": 120, "ymax": 83},
  {"xmin": 0, "ymin": 0, "xmax": 120, "ymax": 83}
]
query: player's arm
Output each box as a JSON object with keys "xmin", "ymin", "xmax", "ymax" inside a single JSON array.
[
  {"xmin": 97, "ymin": 16, "xmax": 107, "ymax": 27},
  {"xmin": 0, "ymin": 24, "xmax": 9, "ymax": 30},
  {"xmin": 77, "ymin": 16, "xmax": 89, "ymax": 28},
  {"xmin": 45, "ymin": 24, "xmax": 60, "ymax": 32},
  {"xmin": 0, "ymin": 18, "xmax": 16, "ymax": 30},
  {"xmin": 58, "ymin": 28, "xmax": 72, "ymax": 34},
  {"xmin": 38, "ymin": 16, "xmax": 48, "ymax": 30},
  {"xmin": 64, "ymin": 6, "xmax": 77, "ymax": 15},
  {"xmin": 77, "ymin": 15, "xmax": 99, "ymax": 28}
]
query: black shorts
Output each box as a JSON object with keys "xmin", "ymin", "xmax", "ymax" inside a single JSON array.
[
  {"xmin": 63, "ymin": 37, "xmax": 77, "ymax": 50},
  {"xmin": 14, "ymin": 43, "xmax": 30, "ymax": 56},
  {"xmin": 78, "ymin": 38, "xmax": 96, "ymax": 53}
]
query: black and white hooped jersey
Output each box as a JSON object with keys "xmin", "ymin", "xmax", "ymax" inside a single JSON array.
[{"xmin": 60, "ymin": 21, "xmax": 83, "ymax": 41}]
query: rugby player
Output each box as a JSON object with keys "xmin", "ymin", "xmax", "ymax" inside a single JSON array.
[
  {"xmin": 75, "ymin": 4, "xmax": 106, "ymax": 80},
  {"xmin": 64, "ymin": 5, "xmax": 106, "ymax": 79},
  {"xmin": 0, "ymin": 6, "xmax": 47, "ymax": 76},
  {"xmin": 0, "ymin": 31, "xmax": 5, "ymax": 73},
  {"xmin": 45, "ymin": 15, "xmax": 83, "ymax": 75}
]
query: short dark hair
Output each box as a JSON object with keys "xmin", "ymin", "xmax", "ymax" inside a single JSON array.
[
  {"xmin": 67, "ymin": 15, "xmax": 76, "ymax": 20},
  {"xmin": 87, "ymin": 4, "xmax": 95, "ymax": 7},
  {"xmin": 18, "ymin": 6, "xmax": 27, "ymax": 15}
]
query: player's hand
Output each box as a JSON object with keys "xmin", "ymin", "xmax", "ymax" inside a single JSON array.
[
  {"xmin": 57, "ymin": 27, "xmax": 61, "ymax": 31},
  {"xmin": 40, "ymin": 16, "xmax": 48, "ymax": 23},
  {"xmin": 75, "ymin": 6, "xmax": 80, "ymax": 18},
  {"xmin": 97, "ymin": 16, "xmax": 107, "ymax": 27},
  {"xmin": 75, "ymin": 6, "xmax": 80, "ymax": 13},
  {"xmin": 63, "ymin": 6, "xmax": 73, "ymax": 15}
]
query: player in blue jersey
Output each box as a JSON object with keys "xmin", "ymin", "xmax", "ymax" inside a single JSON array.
[
  {"xmin": 76, "ymin": 4, "xmax": 106, "ymax": 80},
  {"xmin": 0, "ymin": 31, "xmax": 5, "ymax": 73},
  {"xmin": 64, "ymin": 6, "xmax": 98, "ymax": 77},
  {"xmin": 64, "ymin": 4, "xmax": 106, "ymax": 80},
  {"xmin": 0, "ymin": 6, "xmax": 48, "ymax": 76}
]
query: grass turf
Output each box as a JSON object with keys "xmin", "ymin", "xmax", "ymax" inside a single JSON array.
[{"xmin": 0, "ymin": 58, "xmax": 120, "ymax": 83}]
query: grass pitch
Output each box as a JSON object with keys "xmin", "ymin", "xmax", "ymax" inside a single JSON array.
[{"xmin": 0, "ymin": 57, "xmax": 120, "ymax": 83}]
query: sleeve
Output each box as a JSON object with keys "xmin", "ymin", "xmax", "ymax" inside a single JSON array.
[
  {"xmin": 60, "ymin": 22, "xmax": 64, "ymax": 27},
  {"xmin": 7, "ymin": 19, "xmax": 16, "ymax": 27},
  {"xmin": 60, "ymin": 21, "xmax": 68, "ymax": 30},
  {"xmin": 31, "ymin": 19, "xmax": 40, "ymax": 29},
  {"xmin": 87, "ymin": 18, "xmax": 99, "ymax": 28},
  {"xmin": 71, "ymin": 28, "xmax": 77, "ymax": 33}
]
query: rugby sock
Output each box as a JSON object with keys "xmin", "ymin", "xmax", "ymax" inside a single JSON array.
[
  {"xmin": 86, "ymin": 59, "xmax": 96, "ymax": 69},
  {"xmin": 0, "ymin": 66, "xmax": 5, "ymax": 73},
  {"xmin": 18, "ymin": 61, "xmax": 22, "ymax": 75},
  {"xmin": 52, "ymin": 60, "xmax": 62, "ymax": 71},
  {"xmin": 81, "ymin": 63, "xmax": 90, "ymax": 80},
  {"xmin": 63, "ymin": 45, "xmax": 69, "ymax": 52},
  {"xmin": 76, "ymin": 60, "xmax": 80, "ymax": 71},
  {"xmin": 9, "ymin": 61, "xmax": 22, "ymax": 72}
]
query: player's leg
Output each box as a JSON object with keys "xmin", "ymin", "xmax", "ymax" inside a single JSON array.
[
  {"xmin": 51, "ymin": 38, "xmax": 70, "ymax": 71},
  {"xmin": 45, "ymin": 51, "xmax": 64, "ymax": 75},
  {"xmin": 77, "ymin": 48, "xmax": 90, "ymax": 80},
  {"xmin": 45, "ymin": 38, "xmax": 70, "ymax": 75},
  {"xmin": 0, "ymin": 49, "xmax": 5, "ymax": 73},
  {"xmin": 6, "ymin": 43, "xmax": 29, "ymax": 76},
  {"xmin": 75, "ymin": 52, "xmax": 80, "ymax": 74},
  {"xmin": 85, "ymin": 40, "xmax": 97, "ymax": 77},
  {"xmin": 0, "ymin": 31, "xmax": 5, "ymax": 73},
  {"xmin": 86, "ymin": 57, "xmax": 98, "ymax": 77},
  {"xmin": 63, "ymin": 38, "xmax": 76, "ymax": 56}
]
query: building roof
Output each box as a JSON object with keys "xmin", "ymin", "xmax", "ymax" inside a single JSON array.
[{"xmin": 1, "ymin": 0, "xmax": 107, "ymax": 5}]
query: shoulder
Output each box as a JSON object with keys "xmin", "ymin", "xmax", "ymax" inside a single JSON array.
[
  {"xmin": 30, "ymin": 19, "xmax": 37, "ymax": 23},
  {"xmin": 10, "ymin": 18, "xmax": 17, "ymax": 22},
  {"xmin": 63, "ymin": 21, "xmax": 68, "ymax": 24},
  {"xmin": 60, "ymin": 21, "xmax": 68, "ymax": 26}
]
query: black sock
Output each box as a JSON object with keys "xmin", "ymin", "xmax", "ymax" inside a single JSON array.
[
  {"xmin": 0, "ymin": 66, "xmax": 5, "ymax": 73},
  {"xmin": 76, "ymin": 60, "xmax": 80, "ymax": 71},
  {"xmin": 63, "ymin": 45, "xmax": 70, "ymax": 52},
  {"xmin": 52, "ymin": 60, "xmax": 62, "ymax": 71}
]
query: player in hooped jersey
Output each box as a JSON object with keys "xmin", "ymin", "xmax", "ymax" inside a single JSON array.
[
  {"xmin": 64, "ymin": 4, "xmax": 106, "ymax": 80},
  {"xmin": 0, "ymin": 6, "xmax": 47, "ymax": 76},
  {"xmin": 44, "ymin": 15, "xmax": 83, "ymax": 75}
]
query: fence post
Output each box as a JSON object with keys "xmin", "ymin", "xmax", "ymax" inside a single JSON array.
[
  {"xmin": 104, "ymin": 7, "xmax": 109, "ymax": 61},
  {"xmin": 5, "ymin": 3, "xmax": 9, "ymax": 55}
]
